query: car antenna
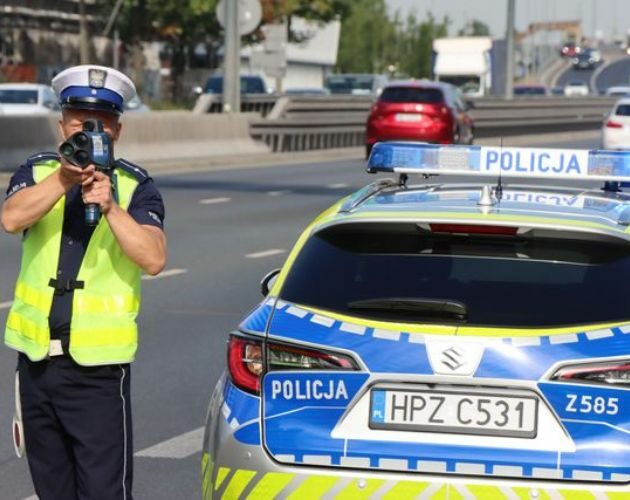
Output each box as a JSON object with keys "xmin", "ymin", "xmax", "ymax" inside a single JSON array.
[
  {"xmin": 602, "ymin": 181, "xmax": 621, "ymax": 193},
  {"xmin": 494, "ymin": 138, "xmax": 504, "ymax": 202},
  {"xmin": 399, "ymin": 172, "xmax": 408, "ymax": 187}
]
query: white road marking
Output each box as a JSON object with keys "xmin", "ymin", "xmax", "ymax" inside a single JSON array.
[
  {"xmin": 142, "ymin": 268, "xmax": 188, "ymax": 281},
  {"xmin": 245, "ymin": 249, "xmax": 285, "ymax": 259},
  {"xmin": 267, "ymin": 190, "xmax": 291, "ymax": 196},
  {"xmin": 0, "ymin": 300, "xmax": 13, "ymax": 310},
  {"xmin": 22, "ymin": 496, "xmax": 38, "ymax": 500},
  {"xmin": 135, "ymin": 427, "xmax": 204, "ymax": 459},
  {"xmin": 328, "ymin": 183, "xmax": 349, "ymax": 189},
  {"xmin": 199, "ymin": 197, "xmax": 231, "ymax": 205}
]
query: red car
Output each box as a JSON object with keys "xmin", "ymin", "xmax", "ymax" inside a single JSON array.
[
  {"xmin": 560, "ymin": 42, "xmax": 581, "ymax": 57},
  {"xmin": 366, "ymin": 81, "xmax": 475, "ymax": 157}
]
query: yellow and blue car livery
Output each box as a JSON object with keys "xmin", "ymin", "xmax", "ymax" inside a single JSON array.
[{"xmin": 202, "ymin": 143, "xmax": 630, "ymax": 499}]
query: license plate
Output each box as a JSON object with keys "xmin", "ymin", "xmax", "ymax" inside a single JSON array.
[
  {"xmin": 395, "ymin": 113, "xmax": 423, "ymax": 122},
  {"xmin": 369, "ymin": 388, "xmax": 538, "ymax": 438}
]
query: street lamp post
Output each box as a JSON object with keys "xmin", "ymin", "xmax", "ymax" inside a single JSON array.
[
  {"xmin": 79, "ymin": 0, "xmax": 89, "ymax": 64},
  {"xmin": 223, "ymin": 0, "xmax": 241, "ymax": 113},
  {"xmin": 505, "ymin": 0, "xmax": 515, "ymax": 100}
]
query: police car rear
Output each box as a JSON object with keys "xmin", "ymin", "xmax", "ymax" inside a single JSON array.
[{"xmin": 202, "ymin": 143, "xmax": 629, "ymax": 499}]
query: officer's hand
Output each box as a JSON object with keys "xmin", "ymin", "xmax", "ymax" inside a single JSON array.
[
  {"xmin": 59, "ymin": 156, "xmax": 95, "ymax": 190},
  {"xmin": 82, "ymin": 171, "xmax": 113, "ymax": 214}
]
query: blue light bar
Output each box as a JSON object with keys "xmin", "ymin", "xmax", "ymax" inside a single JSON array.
[{"xmin": 366, "ymin": 142, "xmax": 630, "ymax": 182}]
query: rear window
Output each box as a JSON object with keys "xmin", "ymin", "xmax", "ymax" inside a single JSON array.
[
  {"xmin": 0, "ymin": 89, "xmax": 38, "ymax": 104},
  {"xmin": 380, "ymin": 87, "xmax": 443, "ymax": 103},
  {"xmin": 279, "ymin": 225, "xmax": 630, "ymax": 328},
  {"xmin": 615, "ymin": 104, "xmax": 630, "ymax": 116}
]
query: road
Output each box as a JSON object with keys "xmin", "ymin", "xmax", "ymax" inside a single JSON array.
[
  {"xmin": 595, "ymin": 56, "xmax": 630, "ymax": 92},
  {"xmin": 556, "ymin": 53, "xmax": 630, "ymax": 93},
  {"xmin": 556, "ymin": 64, "xmax": 597, "ymax": 92},
  {"xmin": 0, "ymin": 135, "xmax": 601, "ymax": 499}
]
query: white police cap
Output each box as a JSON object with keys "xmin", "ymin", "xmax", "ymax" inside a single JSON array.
[{"xmin": 52, "ymin": 65, "xmax": 136, "ymax": 115}]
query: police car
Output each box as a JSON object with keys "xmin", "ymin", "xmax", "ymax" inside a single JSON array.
[{"xmin": 202, "ymin": 143, "xmax": 629, "ymax": 499}]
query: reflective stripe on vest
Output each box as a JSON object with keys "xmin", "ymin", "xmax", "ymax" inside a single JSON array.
[{"xmin": 4, "ymin": 159, "xmax": 142, "ymax": 365}]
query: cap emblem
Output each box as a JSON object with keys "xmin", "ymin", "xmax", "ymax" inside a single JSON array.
[{"xmin": 88, "ymin": 68, "xmax": 107, "ymax": 89}]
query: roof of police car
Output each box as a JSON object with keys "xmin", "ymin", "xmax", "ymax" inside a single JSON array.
[
  {"xmin": 308, "ymin": 142, "xmax": 630, "ymax": 239},
  {"xmin": 318, "ymin": 180, "xmax": 630, "ymax": 239}
]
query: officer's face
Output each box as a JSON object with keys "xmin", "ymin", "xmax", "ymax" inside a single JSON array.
[{"xmin": 59, "ymin": 109, "xmax": 122, "ymax": 142}]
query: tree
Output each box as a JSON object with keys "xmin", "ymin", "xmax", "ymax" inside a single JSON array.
[
  {"xmin": 336, "ymin": 0, "xmax": 394, "ymax": 73},
  {"xmin": 337, "ymin": 1, "xmax": 449, "ymax": 78},
  {"xmin": 397, "ymin": 12, "xmax": 450, "ymax": 78},
  {"xmin": 97, "ymin": 0, "xmax": 350, "ymax": 101},
  {"xmin": 458, "ymin": 19, "xmax": 491, "ymax": 37}
]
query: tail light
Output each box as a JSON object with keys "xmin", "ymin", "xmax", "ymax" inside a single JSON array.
[
  {"xmin": 228, "ymin": 335, "xmax": 359, "ymax": 394},
  {"xmin": 228, "ymin": 336, "xmax": 263, "ymax": 393},
  {"xmin": 606, "ymin": 120, "xmax": 623, "ymax": 129},
  {"xmin": 550, "ymin": 359, "xmax": 630, "ymax": 387},
  {"xmin": 429, "ymin": 223, "xmax": 518, "ymax": 236}
]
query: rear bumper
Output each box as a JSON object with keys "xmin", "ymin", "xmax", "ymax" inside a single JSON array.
[
  {"xmin": 366, "ymin": 122, "xmax": 453, "ymax": 145},
  {"xmin": 602, "ymin": 128, "xmax": 630, "ymax": 150},
  {"xmin": 202, "ymin": 377, "xmax": 629, "ymax": 499},
  {"xmin": 202, "ymin": 425, "xmax": 629, "ymax": 499}
]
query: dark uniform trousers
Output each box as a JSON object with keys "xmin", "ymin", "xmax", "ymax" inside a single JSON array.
[{"xmin": 17, "ymin": 353, "xmax": 133, "ymax": 500}]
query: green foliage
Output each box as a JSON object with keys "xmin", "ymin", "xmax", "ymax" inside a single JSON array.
[
  {"xmin": 280, "ymin": 0, "xmax": 350, "ymax": 23},
  {"xmin": 337, "ymin": 1, "xmax": 449, "ymax": 78},
  {"xmin": 458, "ymin": 19, "xmax": 491, "ymax": 37},
  {"xmin": 103, "ymin": 0, "xmax": 221, "ymax": 41},
  {"xmin": 336, "ymin": 0, "xmax": 392, "ymax": 73},
  {"xmin": 98, "ymin": 0, "xmax": 349, "ymax": 44}
]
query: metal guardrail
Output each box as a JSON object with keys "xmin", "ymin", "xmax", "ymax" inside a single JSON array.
[
  {"xmin": 249, "ymin": 95, "xmax": 616, "ymax": 152},
  {"xmin": 193, "ymin": 94, "xmax": 278, "ymax": 117}
]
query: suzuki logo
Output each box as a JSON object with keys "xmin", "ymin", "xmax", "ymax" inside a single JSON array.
[
  {"xmin": 441, "ymin": 346, "xmax": 466, "ymax": 371},
  {"xmin": 425, "ymin": 337, "xmax": 487, "ymax": 376}
]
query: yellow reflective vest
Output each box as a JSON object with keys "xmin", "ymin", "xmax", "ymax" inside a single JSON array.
[{"xmin": 5, "ymin": 157, "xmax": 142, "ymax": 366}]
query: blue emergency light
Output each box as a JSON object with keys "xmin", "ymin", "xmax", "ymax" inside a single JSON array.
[{"xmin": 367, "ymin": 142, "xmax": 630, "ymax": 183}]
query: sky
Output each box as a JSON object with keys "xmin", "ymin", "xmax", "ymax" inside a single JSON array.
[{"xmin": 385, "ymin": 0, "xmax": 630, "ymax": 40}]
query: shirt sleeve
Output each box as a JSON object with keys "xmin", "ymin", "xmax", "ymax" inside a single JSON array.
[
  {"xmin": 127, "ymin": 178, "xmax": 165, "ymax": 229},
  {"xmin": 5, "ymin": 162, "xmax": 35, "ymax": 200}
]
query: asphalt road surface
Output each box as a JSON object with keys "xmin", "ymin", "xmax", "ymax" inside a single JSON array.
[
  {"xmin": 556, "ymin": 53, "xmax": 630, "ymax": 94},
  {"xmin": 0, "ymin": 135, "xmax": 601, "ymax": 499},
  {"xmin": 594, "ymin": 56, "xmax": 630, "ymax": 93},
  {"xmin": 556, "ymin": 64, "xmax": 597, "ymax": 92}
]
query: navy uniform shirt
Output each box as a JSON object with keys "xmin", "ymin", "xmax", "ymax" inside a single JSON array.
[{"xmin": 5, "ymin": 153, "xmax": 165, "ymax": 339}]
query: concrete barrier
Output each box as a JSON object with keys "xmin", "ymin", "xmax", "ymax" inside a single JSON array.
[
  {"xmin": 0, "ymin": 111, "xmax": 269, "ymax": 172},
  {"xmin": 0, "ymin": 114, "xmax": 61, "ymax": 171}
]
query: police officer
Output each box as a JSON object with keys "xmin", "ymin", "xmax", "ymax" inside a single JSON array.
[{"xmin": 1, "ymin": 65, "xmax": 167, "ymax": 500}]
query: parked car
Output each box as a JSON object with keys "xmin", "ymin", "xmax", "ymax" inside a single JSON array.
[
  {"xmin": 202, "ymin": 141, "xmax": 630, "ymax": 500},
  {"xmin": 0, "ymin": 83, "xmax": 60, "ymax": 115},
  {"xmin": 324, "ymin": 73, "xmax": 389, "ymax": 96},
  {"xmin": 564, "ymin": 80, "xmax": 589, "ymax": 97},
  {"xmin": 284, "ymin": 87, "xmax": 330, "ymax": 96},
  {"xmin": 602, "ymin": 98, "xmax": 630, "ymax": 149},
  {"xmin": 513, "ymin": 84, "xmax": 549, "ymax": 96},
  {"xmin": 366, "ymin": 81, "xmax": 474, "ymax": 157},
  {"xmin": 194, "ymin": 74, "xmax": 269, "ymax": 96},
  {"xmin": 124, "ymin": 94, "xmax": 151, "ymax": 112}
]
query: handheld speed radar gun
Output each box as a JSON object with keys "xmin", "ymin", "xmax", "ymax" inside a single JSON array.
[{"xmin": 59, "ymin": 119, "xmax": 114, "ymax": 226}]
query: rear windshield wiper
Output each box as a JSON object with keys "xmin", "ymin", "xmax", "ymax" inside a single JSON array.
[{"xmin": 348, "ymin": 298, "xmax": 468, "ymax": 321}]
